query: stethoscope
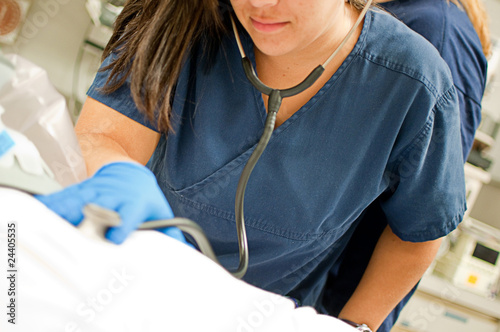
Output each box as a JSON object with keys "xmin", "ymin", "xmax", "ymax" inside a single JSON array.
[
  {"xmin": 82, "ymin": 1, "xmax": 372, "ymax": 279},
  {"xmin": 228, "ymin": 1, "xmax": 372, "ymax": 278}
]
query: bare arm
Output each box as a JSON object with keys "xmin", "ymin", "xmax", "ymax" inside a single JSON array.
[
  {"xmin": 75, "ymin": 97, "xmax": 160, "ymax": 176},
  {"xmin": 338, "ymin": 225, "xmax": 442, "ymax": 331}
]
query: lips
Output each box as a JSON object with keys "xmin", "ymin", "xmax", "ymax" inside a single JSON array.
[{"xmin": 251, "ymin": 18, "xmax": 288, "ymax": 33}]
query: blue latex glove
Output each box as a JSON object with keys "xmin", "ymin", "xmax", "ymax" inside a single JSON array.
[{"xmin": 35, "ymin": 161, "xmax": 186, "ymax": 245}]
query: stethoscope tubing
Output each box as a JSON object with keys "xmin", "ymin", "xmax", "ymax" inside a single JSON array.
[{"xmin": 228, "ymin": 0, "xmax": 372, "ymax": 278}]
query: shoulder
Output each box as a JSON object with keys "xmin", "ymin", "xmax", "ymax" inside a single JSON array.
[
  {"xmin": 358, "ymin": 10, "xmax": 454, "ymax": 98},
  {"xmin": 381, "ymin": 0, "xmax": 487, "ymax": 104},
  {"xmin": 380, "ymin": 0, "xmax": 449, "ymax": 50},
  {"xmin": 379, "ymin": 0, "xmax": 487, "ymax": 101},
  {"xmin": 380, "ymin": 0, "xmax": 480, "ymax": 52}
]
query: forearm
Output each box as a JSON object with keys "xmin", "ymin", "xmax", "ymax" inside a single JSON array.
[{"xmin": 339, "ymin": 225, "xmax": 442, "ymax": 331}]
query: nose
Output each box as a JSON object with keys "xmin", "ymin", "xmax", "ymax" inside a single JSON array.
[{"xmin": 249, "ymin": 0, "xmax": 278, "ymax": 7}]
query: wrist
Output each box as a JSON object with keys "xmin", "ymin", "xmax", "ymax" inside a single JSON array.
[
  {"xmin": 96, "ymin": 161, "xmax": 150, "ymax": 176},
  {"xmin": 339, "ymin": 318, "xmax": 373, "ymax": 332}
]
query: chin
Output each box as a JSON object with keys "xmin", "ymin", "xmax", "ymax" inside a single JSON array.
[{"xmin": 253, "ymin": 40, "xmax": 295, "ymax": 58}]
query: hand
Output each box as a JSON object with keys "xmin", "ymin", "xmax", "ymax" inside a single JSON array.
[{"xmin": 35, "ymin": 162, "xmax": 186, "ymax": 245}]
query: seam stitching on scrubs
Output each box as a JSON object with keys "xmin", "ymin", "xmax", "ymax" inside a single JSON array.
[
  {"xmin": 359, "ymin": 52, "xmax": 444, "ymax": 99},
  {"xmin": 438, "ymin": 0, "xmax": 446, "ymax": 55},
  {"xmin": 172, "ymin": 148, "xmax": 255, "ymax": 195},
  {"xmin": 173, "ymin": 193, "xmax": 342, "ymax": 241},
  {"xmin": 389, "ymin": 112, "xmax": 433, "ymax": 178},
  {"xmin": 454, "ymin": 84, "xmax": 483, "ymax": 107},
  {"xmin": 390, "ymin": 86, "xmax": 455, "ymax": 176},
  {"xmin": 394, "ymin": 203, "xmax": 466, "ymax": 241}
]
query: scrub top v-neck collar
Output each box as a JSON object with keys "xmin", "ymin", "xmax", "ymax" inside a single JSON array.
[{"xmin": 240, "ymin": 10, "xmax": 371, "ymax": 136}]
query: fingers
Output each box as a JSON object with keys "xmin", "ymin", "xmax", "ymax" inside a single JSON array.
[
  {"xmin": 34, "ymin": 185, "xmax": 94, "ymax": 226},
  {"xmin": 105, "ymin": 202, "xmax": 176, "ymax": 244},
  {"xmin": 35, "ymin": 161, "xmax": 178, "ymax": 245},
  {"xmin": 105, "ymin": 202, "xmax": 145, "ymax": 244}
]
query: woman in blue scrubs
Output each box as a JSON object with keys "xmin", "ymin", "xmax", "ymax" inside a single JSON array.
[{"xmin": 37, "ymin": 0, "xmax": 466, "ymax": 330}]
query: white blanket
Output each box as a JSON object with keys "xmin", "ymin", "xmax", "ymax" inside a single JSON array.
[{"xmin": 0, "ymin": 187, "xmax": 355, "ymax": 332}]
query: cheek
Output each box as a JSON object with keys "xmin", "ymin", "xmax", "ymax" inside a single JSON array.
[
  {"xmin": 229, "ymin": 0, "xmax": 244, "ymax": 12},
  {"xmin": 229, "ymin": 1, "xmax": 246, "ymax": 24}
]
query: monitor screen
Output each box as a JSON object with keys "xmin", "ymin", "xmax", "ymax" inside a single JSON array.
[{"xmin": 472, "ymin": 242, "xmax": 499, "ymax": 265}]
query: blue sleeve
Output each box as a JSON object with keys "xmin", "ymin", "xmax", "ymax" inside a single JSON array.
[
  {"xmin": 381, "ymin": 87, "xmax": 466, "ymax": 242},
  {"xmin": 86, "ymin": 54, "xmax": 159, "ymax": 132}
]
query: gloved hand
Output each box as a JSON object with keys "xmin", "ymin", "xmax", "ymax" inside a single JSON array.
[{"xmin": 35, "ymin": 161, "xmax": 187, "ymax": 245}]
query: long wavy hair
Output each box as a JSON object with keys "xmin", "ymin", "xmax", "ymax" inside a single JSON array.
[{"xmin": 99, "ymin": 0, "xmax": 369, "ymax": 132}]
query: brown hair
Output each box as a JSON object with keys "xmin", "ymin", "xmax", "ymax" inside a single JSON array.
[
  {"xmin": 451, "ymin": 0, "xmax": 492, "ymax": 58},
  {"xmin": 101, "ymin": 0, "xmax": 369, "ymax": 132},
  {"xmin": 101, "ymin": 0, "xmax": 222, "ymax": 132}
]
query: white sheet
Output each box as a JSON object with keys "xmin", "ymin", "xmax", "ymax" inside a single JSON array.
[{"xmin": 0, "ymin": 187, "xmax": 355, "ymax": 332}]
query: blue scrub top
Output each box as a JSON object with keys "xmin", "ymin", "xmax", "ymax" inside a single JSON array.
[{"xmin": 88, "ymin": 9, "xmax": 466, "ymax": 308}]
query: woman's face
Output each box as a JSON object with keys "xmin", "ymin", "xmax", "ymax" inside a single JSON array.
[{"xmin": 230, "ymin": 0, "xmax": 347, "ymax": 59}]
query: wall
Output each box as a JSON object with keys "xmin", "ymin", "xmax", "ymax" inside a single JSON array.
[
  {"xmin": 467, "ymin": 0, "xmax": 500, "ymax": 227},
  {"xmin": 469, "ymin": 180, "xmax": 500, "ymax": 228},
  {"xmin": 483, "ymin": 0, "xmax": 500, "ymax": 181},
  {"xmin": 1, "ymin": 0, "xmax": 90, "ymax": 103}
]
